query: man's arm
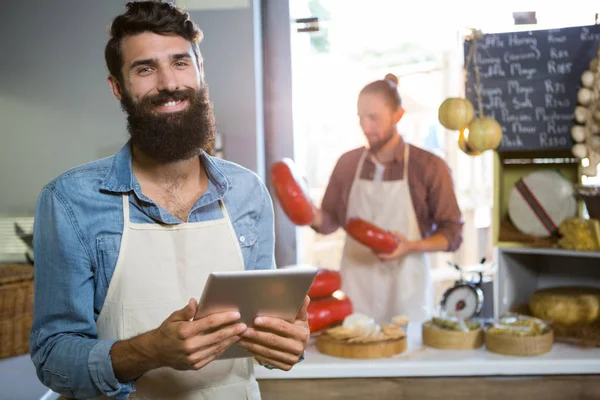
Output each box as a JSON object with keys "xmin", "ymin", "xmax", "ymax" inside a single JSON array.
[
  {"xmin": 249, "ymin": 180, "xmax": 308, "ymax": 369},
  {"xmin": 424, "ymin": 159, "xmax": 464, "ymax": 252},
  {"xmin": 110, "ymin": 300, "xmax": 245, "ymax": 381},
  {"xmin": 378, "ymin": 158, "xmax": 463, "ymax": 261},
  {"xmin": 310, "ymin": 159, "xmax": 346, "ymax": 234},
  {"xmin": 31, "ymin": 187, "xmax": 135, "ymax": 400},
  {"xmin": 255, "ymin": 181, "xmax": 277, "ymax": 270}
]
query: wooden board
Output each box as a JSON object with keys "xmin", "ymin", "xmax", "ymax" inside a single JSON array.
[
  {"xmin": 258, "ymin": 375, "xmax": 600, "ymax": 400},
  {"xmin": 316, "ymin": 333, "xmax": 407, "ymax": 359}
]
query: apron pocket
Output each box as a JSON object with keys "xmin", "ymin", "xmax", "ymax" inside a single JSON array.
[
  {"xmin": 122, "ymin": 301, "xmax": 252, "ymax": 398},
  {"xmin": 123, "ymin": 300, "xmax": 185, "ymax": 338}
]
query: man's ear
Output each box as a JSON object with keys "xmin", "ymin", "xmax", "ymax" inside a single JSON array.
[
  {"xmin": 107, "ymin": 75, "xmax": 123, "ymax": 101},
  {"xmin": 394, "ymin": 107, "xmax": 405, "ymax": 124}
]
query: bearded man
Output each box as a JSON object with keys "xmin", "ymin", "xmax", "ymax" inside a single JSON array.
[
  {"xmin": 30, "ymin": 2, "xmax": 308, "ymax": 399},
  {"xmin": 309, "ymin": 74, "xmax": 464, "ymax": 326}
]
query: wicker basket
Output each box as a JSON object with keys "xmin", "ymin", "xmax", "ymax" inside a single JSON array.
[
  {"xmin": 422, "ymin": 322, "xmax": 484, "ymax": 350},
  {"xmin": 0, "ymin": 264, "xmax": 34, "ymax": 359},
  {"xmin": 485, "ymin": 329, "xmax": 553, "ymax": 356}
]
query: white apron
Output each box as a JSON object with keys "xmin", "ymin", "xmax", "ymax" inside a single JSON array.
[
  {"xmin": 91, "ymin": 194, "xmax": 261, "ymax": 400},
  {"xmin": 340, "ymin": 145, "xmax": 433, "ymax": 325}
]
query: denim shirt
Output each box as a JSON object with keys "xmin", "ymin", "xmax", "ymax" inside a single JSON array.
[{"xmin": 30, "ymin": 142, "xmax": 276, "ymax": 399}]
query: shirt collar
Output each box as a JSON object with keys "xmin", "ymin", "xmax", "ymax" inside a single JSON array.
[
  {"xmin": 367, "ymin": 134, "xmax": 406, "ymax": 164},
  {"xmin": 100, "ymin": 141, "xmax": 230, "ymax": 196}
]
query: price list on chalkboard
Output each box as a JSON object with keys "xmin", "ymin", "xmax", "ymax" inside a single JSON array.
[{"xmin": 464, "ymin": 24, "xmax": 600, "ymax": 152}]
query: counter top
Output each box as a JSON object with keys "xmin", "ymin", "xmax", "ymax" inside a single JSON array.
[{"xmin": 255, "ymin": 324, "xmax": 600, "ymax": 380}]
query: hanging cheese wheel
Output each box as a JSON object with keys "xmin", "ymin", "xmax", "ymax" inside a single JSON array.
[
  {"xmin": 572, "ymin": 143, "xmax": 587, "ymax": 159},
  {"xmin": 574, "ymin": 106, "xmax": 589, "ymax": 124},
  {"xmin": 271, "ymin": 158, "xmax": 315, "ymax": 225},
  {"xmin": 578, "ymin": 87, "xmax": 594, "ymax": 105},
  {"xmin": 345, "ymin": 218, "xmax": 398, "ymax": 253},
  {"xmin": 438, "ymin": 97, "xmax": 475, "ymax": 131},
  {"xmin": 466, "ymin": 117, "xmax": 503, "ymax": 152},
  {"xmin": 308, "ymin": 268, "xmax": 342, "ymax": 299},
  {"xmin": 458, "ymin": 127, "xmax": 481, "ymax": 156},
  {"xmin": 581, "ymin": 70, "xmax": 595, "ymax": 88},
  {"xmin": 307, "ymin": 295, "xmax": 353, "ymax": 334},
  {"xmin": 571, "ymin": 125, "xmax": 586, "ymax": 142}
]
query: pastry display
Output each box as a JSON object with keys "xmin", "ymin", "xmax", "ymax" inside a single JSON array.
[
  {"xmin": 316, "ymin": 313, "xmax": 408, "ymax": 359},
  {"xmin": 427, "ymin": 316, "xmax": 480, "ymax": 332}
]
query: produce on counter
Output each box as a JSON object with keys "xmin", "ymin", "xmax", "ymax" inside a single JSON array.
[
  {"xmin": 426, "ymin": 316, "xmax": 480, "ymax": 332},
  {"xmin": 529, "ymin": 286, "xmax": 600, "ymax": 326},
  {"xmin": 307, "ymin": 295, "xmax": 353, "ymax": 334},
  {"xmin": 345, "ymin": 217, "xmax": 398, "ymax": 253},
  {"xmin": 486, "ymin": 313, "xmax": 550, "ymax": 337},
  {"xmin": 270, "ymin": 158, "xmax": 315, "ymax": 225},
  {"xmin": 307, "ymin": 268, "xmax": 342, "ymax": 299}
]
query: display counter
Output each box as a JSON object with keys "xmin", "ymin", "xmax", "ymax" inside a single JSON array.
[{"xmin": 256, "ymin": 323, "xmax": 600, "ymax": 400}]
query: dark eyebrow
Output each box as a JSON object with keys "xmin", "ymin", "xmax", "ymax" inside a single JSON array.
[
  {"xmin": 129, "ymin": 53, "xmax": 193, "ymax": 71},
  {"xmin": 171, "ymin": 52, "xmax": 192, "ymax": 61},
  {"xmin": 130, "ymin": 58, "xmax": 156, "ymax": 71}
]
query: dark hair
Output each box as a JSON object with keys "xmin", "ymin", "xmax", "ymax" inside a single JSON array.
[
  {"xmin": 105, "ymin": 1, "xmax": 203, "ymax": 85},
  {"xmin": 359, "ymin": 73, "xmax": 402, "ymax": 110}
]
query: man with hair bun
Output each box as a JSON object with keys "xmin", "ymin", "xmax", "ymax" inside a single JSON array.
[
  {"xmin": 30, "ymin": 2, "xmax": 307, "ymax": 399},
  {"xmin": 310, "ymin": 73, "xmax": 463, "ymax": 325}
]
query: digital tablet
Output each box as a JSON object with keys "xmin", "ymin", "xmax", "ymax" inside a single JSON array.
[{"xmin": 194, "ymin": 266, "xmax": 318, "ymax": 359}]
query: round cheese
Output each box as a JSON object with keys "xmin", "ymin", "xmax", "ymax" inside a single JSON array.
[{"xmin": 529, "ymin": 287, "xmax": 600, "ymax": 326}]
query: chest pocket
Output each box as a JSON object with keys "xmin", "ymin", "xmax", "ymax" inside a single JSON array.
[
  {"xmin": 96, "ymin": 234, "xmax": 122, "ymax": 310},
  {"xmin": 232, "ymin": 220, "xmax": 258, "ymax": 269}
]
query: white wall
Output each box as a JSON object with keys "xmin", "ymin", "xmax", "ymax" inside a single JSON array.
[{"xmin": 0, "ymin": 0, "xmax": 264, "ymax": 215}]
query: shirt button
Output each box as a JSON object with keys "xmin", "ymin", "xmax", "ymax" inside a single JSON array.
[{"xmin": 239, "ymin": 235, "xmax": 246, "ymax": 243}]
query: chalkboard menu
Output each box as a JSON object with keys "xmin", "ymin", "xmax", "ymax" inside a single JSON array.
[{"xmin": 464, "ymin": 24, "xmax": 600, "ymax": 152}]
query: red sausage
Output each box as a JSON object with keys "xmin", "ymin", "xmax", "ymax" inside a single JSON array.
[
  {"xmin": 345, "ymin": 217, "xmax": 398, "ymax": 253},
  {"xmin": 270, "ymin": 159, "xmax": 315, "ymax": 226},
  {"xmin": 308, "ymin": 268, "xmax": 342, "ymax": 299},
  {"xmin": 307, "ymin": 295, "xmax": 353, "ymax": 334}
]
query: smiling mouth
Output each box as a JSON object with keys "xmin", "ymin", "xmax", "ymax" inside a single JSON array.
[{"xmin": 154, "ymin": 99, "xmax": 188, "ymax": 113}]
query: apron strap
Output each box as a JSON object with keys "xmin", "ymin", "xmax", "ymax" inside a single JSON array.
[
  {"xmin": 353, "ymin": 149, "xmax": 369, "ymax": 184},
  {"xmin": 403, "ymin": 144, "xmax": 410, "ymax": 179},
  {"xmin": 121, "ymin": 193, "xmax": 131, "ymax": 228},
  {"xmin": 217, "ymin": 197, "xmax": 232, "ymax": 222}
]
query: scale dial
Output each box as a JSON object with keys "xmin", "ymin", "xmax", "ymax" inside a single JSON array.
[{"xmin": 440, "ymin": 284, "xmax": 484, "ymax": 319}]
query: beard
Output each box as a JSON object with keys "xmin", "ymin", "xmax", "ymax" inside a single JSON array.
[
  {"xmin": 120, "ymin": 85, "xmax": 216, "ymax": 163},
  {"xmin": 368, "ymin": 127, "xmax": 396, "ymax": 152}
]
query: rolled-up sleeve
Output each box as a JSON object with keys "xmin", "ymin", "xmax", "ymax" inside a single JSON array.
[
  {"xmin": 255, "ymin": 181, "xmax": 276, "ymax": 270},
  {"xmin": 31, "ymin": 187, "xmax": 135, "ymax": 399},
  {"xmin": 314, "ymin": 160, "xmax": 346, "ymax": 235},
  {"xmin": 426, "ymin": 160, "xmax": 464, "ymax": 251}
]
